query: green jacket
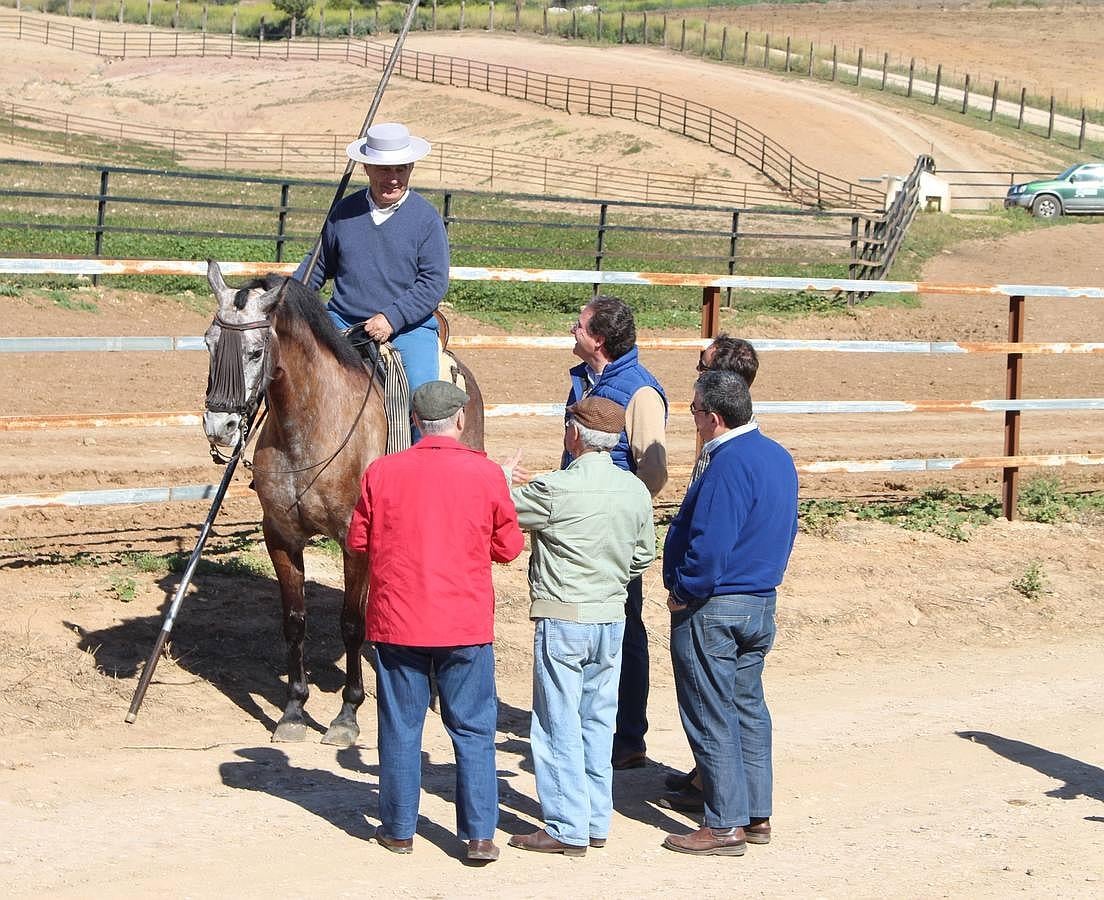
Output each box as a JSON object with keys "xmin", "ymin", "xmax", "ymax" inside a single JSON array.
[{"xmin": 511, "ymin": 451, "xmax": 656, "ymax": 624}]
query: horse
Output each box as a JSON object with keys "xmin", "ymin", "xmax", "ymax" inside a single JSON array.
[{"xmin": 202, "ymin": 259, "xmax": 485, "ymax": 746}]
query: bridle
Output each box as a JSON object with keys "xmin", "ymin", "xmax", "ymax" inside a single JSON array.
[
  {"xmin": 204, "ymin": 313, "xmax": 273, "ymax": 465},
  {"xmin": 203, "ymin": 287, "xmax": 382, "ymax": 505}
]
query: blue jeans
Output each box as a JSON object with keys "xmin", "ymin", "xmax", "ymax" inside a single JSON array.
[
  {"xmin": 373, "ymin": 643, "xmax": 499, "ymax": 842},
  {"xmin": 613, "ymin": 575, "xmax": 649, "ymax": 756},
  {"xmin": 669, "ymin": 593, "xmax": 776, "ymax": 829},
  {"xmin": 530, "ymin": 618, "xmax": 625, "ymax": 846},
  {"xmin": 326, "ymin": 308, "xmax": 439, "ymax": 394}
]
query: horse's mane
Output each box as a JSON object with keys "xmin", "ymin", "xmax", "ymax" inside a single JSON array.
[{"xmin": 234, "ymin": 274, "xmax": 366, "ymax": 374}]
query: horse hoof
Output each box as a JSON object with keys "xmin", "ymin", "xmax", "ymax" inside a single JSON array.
[
  {"xmin": 272, "ymin": 721, "xmax": 307, "ymax": 743},
  {"xmin": 321, "ymin": 723, "xmax": 359, "ymax": 748}
]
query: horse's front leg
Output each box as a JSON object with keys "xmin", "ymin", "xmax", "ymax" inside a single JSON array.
[
  {"xmin": 322, "ymin": 550, "xmax": 370, "ymax": 748},
  {"xmin": 266, "ymin": 532, "xmax": 310, "ymax": 742}
]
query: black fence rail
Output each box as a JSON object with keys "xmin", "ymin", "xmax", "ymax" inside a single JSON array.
[
  {"xmin": 937, "ymin": 169, "xmax": 1064, "ymax": 205},
  {"xmin": 0, "ymin": 14, "xmax": 884, "ymax": 211},
  {"xmin": 0, "ymin": 159, "xmax": 899, "ymax": 297}
]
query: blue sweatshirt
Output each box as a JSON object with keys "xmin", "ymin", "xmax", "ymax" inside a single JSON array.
[
  {"xmin": 663, "ymin": 427, "xmax": 798, "ymax": 602},
  {"xmin": 294, "ymin": 188, "xmax": 449, "ymax": 333}
]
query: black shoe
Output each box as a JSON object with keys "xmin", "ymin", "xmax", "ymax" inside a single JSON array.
[
  {"xmin": 664, "ymin": 766, "xmax": 698, "ymax": 792},
  {"xmin": 656, "ymin": 785, "xmax": 706, "ymax": 813}
]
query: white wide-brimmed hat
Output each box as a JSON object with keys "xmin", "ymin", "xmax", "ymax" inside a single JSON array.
[{"xmin": 345, "ymin": 122, "xmax": 431, "ymax": 165}]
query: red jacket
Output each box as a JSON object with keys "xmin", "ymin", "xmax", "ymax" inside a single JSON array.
[{"xmin": 346, "ymin": 435, "xmax": 524, "ymax": 646}]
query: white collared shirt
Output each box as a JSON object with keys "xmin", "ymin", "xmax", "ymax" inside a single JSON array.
[
  {"xmin": 367, "ymin": 187, "xmax": 411, "ymax": 225},
  {"xmin": 701, "ymin": 419, "xmax": 759, "ymax": 458}
]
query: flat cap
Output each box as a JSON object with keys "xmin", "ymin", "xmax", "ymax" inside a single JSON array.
[
  {"xmin": 566, "ymin": 396, "xmax": 626, "ymax": 434},
  {"xmin": 412, "ymin": 380, "xmax": 469, "ymax": 421}
]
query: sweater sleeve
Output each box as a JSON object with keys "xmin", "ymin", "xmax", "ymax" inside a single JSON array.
[
  {"xmin": 626, "ymin": 386, "xmax": 668, "ymax": 497},
  {"xmin": 377, "ymin": 210, "xmax": 450, "ymax": 332},
  {"xmin": 669, "ymin": 467, "xmax": 749, "ymax": 601}
]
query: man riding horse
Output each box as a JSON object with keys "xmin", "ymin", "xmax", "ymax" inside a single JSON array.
[{"xmin": 293, "ymin": 121, "xmax": 447, "ymax": 436}]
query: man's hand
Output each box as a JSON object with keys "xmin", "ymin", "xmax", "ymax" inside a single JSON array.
[
  {"xmin": 666, "ymin": 592, "xmax": 689, "ymax": 613},
  {"xmin": 501, "ymin": 449, "xmax": 533, "ymax": 486},
  {"xmin": 363, "ymin": 313, "xmax": 394, "ymax": 343}
]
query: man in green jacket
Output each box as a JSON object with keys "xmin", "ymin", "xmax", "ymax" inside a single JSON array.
[{"xmin": 507, "ymin": 396, "xmax": 657, "ymax": 857}]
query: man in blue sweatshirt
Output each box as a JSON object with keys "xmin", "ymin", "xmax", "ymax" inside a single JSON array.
[
  {"xmin": 294, "ymin": 122, "xmax": 448, "ymax": 399},
  {"xmin": 661, "ymin": 370, "xmax": 798, "ymax": 857}
]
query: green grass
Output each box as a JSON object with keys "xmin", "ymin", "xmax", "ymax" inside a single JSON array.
[
  {"xmin": 1011, "ymin": 560, "xmax": 1048, "ymax": 599},
  {"xmin": 798, "ymin": 477, "xmax": 1104, "ymax": 542}
]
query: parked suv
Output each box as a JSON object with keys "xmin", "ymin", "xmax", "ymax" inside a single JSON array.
[{"xmin": 1004, "ymin": 163, "xmax": 1104, "ymax": 218}]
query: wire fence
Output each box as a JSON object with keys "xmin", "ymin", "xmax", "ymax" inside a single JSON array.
[
  {"xmin": 0, "ymin": 12, "xmax": 885, "ymax": 210},
  {"xmin": 2, "ymin": 4, "xmax": 1101, "ymax": 148}
]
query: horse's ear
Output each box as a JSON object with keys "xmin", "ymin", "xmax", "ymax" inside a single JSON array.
[
  {"xmin": 256, "ymin": 278, "xmax": 289, "ymax": 316},
  {"xmin": 207, "ymin": 259, "xmax": 235, "ymax": 308}
]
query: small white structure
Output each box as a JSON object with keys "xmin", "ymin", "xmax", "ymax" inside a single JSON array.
[{"xmin": 879, "ymin": 171, "xmax": 951, "ymax": 212}]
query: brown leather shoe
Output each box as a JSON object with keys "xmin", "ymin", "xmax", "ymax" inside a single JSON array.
[
  {"xmin": 466, "ymin": 839, "xmax": 500, "ymax": 862},
  {"xmin": 745, "ymin": 818, "xmax": 771, "ymax": 845},
  {"xmin": 508, "ymin": 828, "xmax": 588, "ymax": 857},
  {"xmin": 589, "ymin": 837, "xmax": 607, "ymax": 849},
  {"xmin": 374, "ymin": 831, "xmax": 413, "ymax": 854},
  {"xmin": 663, "ymin": 825, "xmax": 747, "ymax": 857},
  {"xmin": 611, "ymin": 750, "xmax": 647, "ymax": 770},
  {"xmin": 656, "ymin": 785, "xmax": 705, "ymax": 813}
]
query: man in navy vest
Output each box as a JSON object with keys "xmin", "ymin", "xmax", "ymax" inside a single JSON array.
[{"xmin": 563, "ymin": 295, "xmax": 668, "ymax": 769}]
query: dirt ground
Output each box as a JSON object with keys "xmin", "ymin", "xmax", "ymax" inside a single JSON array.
[{"xmin": 2, "ymin": 8, "xmax": 1104, "ymax": 898}]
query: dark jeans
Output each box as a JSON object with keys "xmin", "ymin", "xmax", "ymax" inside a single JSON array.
[
  {"xmin": 374, "ymin": 642, "xmax": 499, "ymax": 842},
  {"xmin": 613, "ymin": 575, "xmax": 649, "ymax": 756},
  {"xmin": 670, "ymin": 592, "xmax": 776, "ymax": 829}
]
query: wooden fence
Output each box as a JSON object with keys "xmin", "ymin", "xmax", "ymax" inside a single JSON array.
[
  {"xmin": 0, "ymin": 12, "xmax": 884, "ymax": 211},
  {"xmin": 1, "ymin": 257, "xmax": 1102, "ymax": 520}
]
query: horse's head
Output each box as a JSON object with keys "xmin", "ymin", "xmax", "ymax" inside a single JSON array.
[{"xmin": 203, "ymin": 260, "xmax": 283, "ymax": 460}]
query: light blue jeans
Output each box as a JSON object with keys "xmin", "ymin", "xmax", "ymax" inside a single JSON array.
[{"xmin": 530, "ymin": 618, "xmax": 625, "ymax": 846}]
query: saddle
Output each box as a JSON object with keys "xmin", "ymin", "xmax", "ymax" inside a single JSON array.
[{"xmin": 342, "ymin": 310, "xmax": 466, "ymax": 455}]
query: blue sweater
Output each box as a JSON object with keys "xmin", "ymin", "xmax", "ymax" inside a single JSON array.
[
  {"xmin": 294, "ymin": 189, "xmax": 449, "ymax": 333},
  {"xmin": 663, "ymin": 427, "xmax": 798, "ymax": 602}
]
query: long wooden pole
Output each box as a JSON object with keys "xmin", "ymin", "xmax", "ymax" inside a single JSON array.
[{"xmin": 125, "ymin": 0, "xmax": 426, "ymax": 725}]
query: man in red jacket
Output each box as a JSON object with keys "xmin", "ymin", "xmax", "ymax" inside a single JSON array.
[{"xmin": 347, "ymin": 380, "xmax": 524, "ymax": 864}]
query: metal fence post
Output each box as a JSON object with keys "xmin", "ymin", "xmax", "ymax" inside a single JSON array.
[
  {"xmin": 933, "ymin": 64, "xmax": 942, "ymax": 105},
  {"xmin": 1002, "ymin": 294, "xmax": 1025, "ymax": 521},
  {"xmin": 881, "ymin": 51, "xmax": 888, "ymax": 90},
  {"xmin": 593, "ymin": 203, "xmax": 608, "ymax": 296},
  {"xmin": 275, "ymin": 182, "xmax": 290, "ymax": 261},
  {"xmin": 990, "ymin": 80, "xmax": 999, "ymax": 121},
  {"xmin": 1079, "ymin": 108, "xmax": 1087, "ymax": 150},
  {"xmin": 1017, "ymin": 87, "xmax": 1026, "ymax": 128},
  {"xmin": 93, "ymin": 168, "xmax": 110, "ymax": 287},
  {"xmin": 907, "ymin": 58, "xmax": 914, "ymax": 97},
  {"xmin": 847, "ymin": 215, "xmax": 859, "ymax": 305},
  {"xmin": 726, "ymin": 211, "xmax": 739, "ymax": 307},
  {"xmin": 1047, "ymin": 95, "xmax": 1055, "ymax": 139},
  {"xmin": 962, "ymin": 73, "xmax": 970, "ymax": 114},
  {"xmin": 856, "ymin": 47, "xmax": 863, "ymax": 86}
]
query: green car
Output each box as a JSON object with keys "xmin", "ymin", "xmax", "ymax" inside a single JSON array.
[{"xmin": 1004, "ymin": 163, "xmax": 1104, "ymax": 218}]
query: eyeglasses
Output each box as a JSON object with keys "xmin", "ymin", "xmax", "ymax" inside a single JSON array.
[{"xmin": 690, "ymin": 401, "xmax": 710, "ymax": 415}]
